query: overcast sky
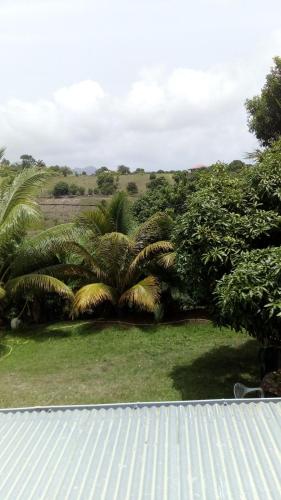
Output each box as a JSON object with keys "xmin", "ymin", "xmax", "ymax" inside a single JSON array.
[{"xmin": 1, "ymin": 0, "xmax": 281, "ymax": 169}]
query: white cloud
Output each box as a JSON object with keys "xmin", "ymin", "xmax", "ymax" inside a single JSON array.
[{"xmin": 0, "ymin": 54, "xmax": 271, "ymax": 169}]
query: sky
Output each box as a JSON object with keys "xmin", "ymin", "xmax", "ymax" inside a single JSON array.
[{"xmin": 1, "ymin": 0, "xmax": 281, "ymax": 169}]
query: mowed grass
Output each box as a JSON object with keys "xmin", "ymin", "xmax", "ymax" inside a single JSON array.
[{"xmin": 0, "ymin": 321, "xmax": 259, "ymax": 408}]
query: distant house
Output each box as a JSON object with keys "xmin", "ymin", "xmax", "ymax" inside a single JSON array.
[
  {"xmin": 0, "ymin": 398, "xmax": 280, "ymax": 498},
  {"xmin": 187, "ymin": 164, "xmax": 208, "ymax": 173}
]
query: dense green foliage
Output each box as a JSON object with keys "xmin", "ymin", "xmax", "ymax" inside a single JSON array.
[
  {"xmin": 0, "ymin": 168, "xmax": 75, "ymax": 323},
  {"xmin": 52, "ymin": 181, "xmax": 85, "ymax": 197},
  {"xmin": 2, "ymin": 59, "xmax": 281, "ymax": 354},
  {"xmin": 132, "ymin": 170, "xmax": 200, "ymax": 223},
  {"xmin": 126, "ymin": 181, "xmax": 138, "ymax": 195},
  {"xmin": 132, "ymin": 176, "xmax": 173, "ymax": 222},
  {"xmin": 174, "ymin": 158, "xmax": 281, "ymax": 312},
  {"xmin": 96, "ymin": 170, "xmax": 118, "ymax": 195},
  {"xmin": 246, "ymin": 56, "xmax": 281, "ymax": 146},
  {"xmin": 216, "ymin": 247, "xmax": 281, "ymax": 345},
  {"xmin": 53, "ymin": 181, "xmax": 69, "ymax": 197}
]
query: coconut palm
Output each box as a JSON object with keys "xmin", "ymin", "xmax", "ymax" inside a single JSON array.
[{"xmin": 0, "ymin": 167, "xmax": 74, "ymax": 306}]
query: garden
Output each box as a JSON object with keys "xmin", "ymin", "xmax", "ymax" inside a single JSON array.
[{"xmin": 0, "ymin": 58, "xmax": 281, "ymax": 406}]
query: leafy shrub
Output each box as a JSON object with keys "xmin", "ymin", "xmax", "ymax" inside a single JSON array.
[
  {"xmin": 216, "ymin": 247, "xmax": 281, "ymax": 346},
  {"xmin": 174, "ymin": 163, "xmax": 281, "ymax": 306},
  {"xmin": 149, "ymin": 173, "xmax": 156, "ymax": 180},
  {"xmin": 69, "ymin": 183, "xmax": 79, "ymax": 195},
  {"xmin": 126, "ymin": 181, "xmax": 138, "ymax": 195},
  {"xmin": 53, "ymin": 181, "xmax": 69, "ymax": 197},
  {"xmin": 96, "ymin": 171, "xmax": 118, "ymax": 195},
  {"xmin": 146, "ymin": 176, "xmax": 168, "ymax": 190},
  {"xmin": 88, "ymin": 188, "xmax": 94, "ymax": 195}
]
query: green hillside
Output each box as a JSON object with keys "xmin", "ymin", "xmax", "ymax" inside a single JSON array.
[{"xmin": 38, "ymin": 172, "xmax": 173, "ymax": 228}]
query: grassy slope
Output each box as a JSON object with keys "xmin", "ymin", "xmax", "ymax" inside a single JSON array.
[
  {"xmin": 43, "ymin": 172, "xmax": 173, "ymax": 195},
  {"xmin": 37, "ymin": 172, "xmax": 173, "ymax": 227},
  {"xmin": 0, "ymin": 321, "xmax": 259, "ymax": 408}
]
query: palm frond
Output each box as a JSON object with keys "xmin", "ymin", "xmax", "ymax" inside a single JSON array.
[
  {"xmin": 35, "ymin": 263, "xmax": 97, "ymax": 281},
  {"xmin": 119, "ymin": 276, "xmax": 160, "ymax": 312},
  {"xmin": 76, "ymin": 192, "xmax": 132, "ymax": 236},
  {"xmin": 72, "ymin": 283, "xmax": 116, "ymax": 316},
  {"xmin": 157, "ymin": 251, "xmax": 176, "ymax": 269},
  {"xmin": 93, "ymin": 232, "xmax": 133, "ymax": 288},
  {"xmin": 75, "ymin": 209, "xmax": 111, "ymax": 236},
  {"xmin": 133, "ymin": 212, "xmax": 173, "ymax": 249},
  {"xmin": 129, "ymin": 240, "xmax": 174, "ymax": 274},
  {"xmin": 10, "ymin": 223, "xmax": 80, "ymax": 277},
  {"xmin": 0, "ymin": 285, "xmax": 6, "ymax": 300},
  {"xmin": 108, "ymin": 191, "xmax": 131, "ymax": 234},
  {"xmin": 6, "ymin": 274, "xmax": 74, "ymax": 299},
  {"xmin": 0, "ymin": 168, "xmax": 51, "ymax": 228}
]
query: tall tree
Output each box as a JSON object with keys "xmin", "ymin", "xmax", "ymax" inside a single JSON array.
[
  {"xmin": 117, "ymin": 165, "xmax": 130, "ymax": 175},
  {"xmin": 246, "ymin": 56, "xmax": 281, "ymax": 146}
]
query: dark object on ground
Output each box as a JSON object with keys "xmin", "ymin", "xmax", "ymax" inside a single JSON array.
[
  {"xmin": 261, "ymin": 369, "xmax": 281, "ymax": 396},
  {"xmin": 259, "ymin": 347, "xmax": 281, "ymax": 378}
]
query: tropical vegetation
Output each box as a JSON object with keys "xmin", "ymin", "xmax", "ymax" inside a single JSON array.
[{"xmin": 1, "ymin": 56, "xmax": 281, "ymax": 383}]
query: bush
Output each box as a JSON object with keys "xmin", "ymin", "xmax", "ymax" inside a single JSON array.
[
  {"xmin": 146, "ymin": 176, "xmax": 169, "ymax": 190},
  {"xmin": 88, "ymin": 188, "xmax": 94, "ymax": 195},
  {"xmin": 174, "ymin": 162, "xmax": 281, "ymax": 307},
  {"xmin": 52, "ymin": 181, "xmax": 69, "ymax": 197},
  {"xmin": 216, "ymin": 247, "xmax": 281, "ymax": 346},
  {"xmin": 68, "ymin": 184, "xmax": 85, "ymax": 196},
  {"xmin": 69, "ymin": 184, "xmax": 80, "ymax": 195},
  {"xmin": 78, "ymin": 186, "xmax": 85, "ymax": 195},
  {"xmin": 96, "ymin": 171, "xmax": 118, "ymax": 195},
  {"xmin": 126, "ymin": 181, "xmax": 138, "ymax": 195},
  {"xmin": 149, "ymin": 173, "xmax": 156, "ymax": 180}
]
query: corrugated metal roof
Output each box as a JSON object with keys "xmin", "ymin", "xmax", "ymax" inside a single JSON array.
[{"xmin": 0, "ymin": 399, "xmax": 280, "ymax": 499}]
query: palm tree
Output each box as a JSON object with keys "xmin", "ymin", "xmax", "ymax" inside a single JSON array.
[
  {"xmin": 0, "ymin": 167, "xmax": 74, "ymax": 308},
  {"xmin": 0, "ymin": 173, "xmax": 175, "ymax": 319},
  {"xmin": 71, "ymin": 231, "xmax": 174, "ymax": 316},
  {"xmin": 18, "ymin": 211, "xmax": 175, "ymax": 317},
  {"xmin": 75, "ymin": 191, "xmax": 132, "ymax": 237}
]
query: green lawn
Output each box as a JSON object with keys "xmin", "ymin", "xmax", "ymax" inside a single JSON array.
[{"xmin": 0, "ymin": 321, "xmax": 260, "ymax": 408}]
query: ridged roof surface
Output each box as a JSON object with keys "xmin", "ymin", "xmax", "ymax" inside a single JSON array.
[{"xmin": 0, "ymin": 399, "xmax": 280, "ymax": 499}]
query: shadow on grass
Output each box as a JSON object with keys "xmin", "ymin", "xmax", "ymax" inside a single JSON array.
[
  {"xmin": 170, "ymin": 340, "xmax": 260, "ymax": 400},
  {"xmin": 2, "ymin": 320, "xmax": 124, "ymax": 342},
  {"xmin": 0, "ymin": 343, "xmax": 10, "ymax": 359}
]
